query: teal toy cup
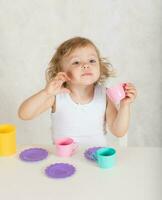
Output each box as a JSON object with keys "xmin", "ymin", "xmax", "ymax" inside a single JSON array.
[{"xmin": 94, "ymin": 147, "xmax": 116, "ymax": 169}]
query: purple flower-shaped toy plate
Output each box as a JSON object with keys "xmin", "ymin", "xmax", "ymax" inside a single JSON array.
[
  {"xmin": 45, "ymin": 163, "xmax": 76, "ymax": 179},
  {"xmin": 19, "ymin": 148, "xmax": 48, "ymax": 162},
  {"xmin": 84, "ymin": 147, "xmax": 103, "ymax": 161}
]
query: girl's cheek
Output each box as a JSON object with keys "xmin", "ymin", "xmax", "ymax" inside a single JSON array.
[{"xmin": 67, "ymin": 71, "xmax": 73, "ymax": 79}]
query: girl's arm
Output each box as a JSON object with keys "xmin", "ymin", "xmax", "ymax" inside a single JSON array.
[
  {"xmin": 18, "ymin": 90, "xmax": 55, "ymax": 120},
  {"xmin": 106, "ymin": 83, "xmax": 137, "ymax": 137},
  {"xmin": 18, "ymin": 72, "xmax": 71, "ymax": 120},
  {"xmin": 106, "ymin": 99, "xmax": 130, "ymax": 137}
]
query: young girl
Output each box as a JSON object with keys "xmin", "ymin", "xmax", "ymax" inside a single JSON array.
[{"xmin": 18, "ymin": 37, "xmax": 137, "ymax": 146}]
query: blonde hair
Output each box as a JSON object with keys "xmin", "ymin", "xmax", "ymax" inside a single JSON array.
[{"xmin": 46, "ymin": 37, "xmax": 115, "ymax": 84}]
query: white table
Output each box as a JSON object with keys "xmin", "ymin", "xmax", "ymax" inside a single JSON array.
[{"xmin": 0, "ymin": 145, "xmax": 161, "ymax": 200}]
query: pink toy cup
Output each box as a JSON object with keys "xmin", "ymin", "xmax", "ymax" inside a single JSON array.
[
  {"xmin": 106, "ymin": 83, "xmax": 126, "ymax": 104},
  {"xmin": 55, "ymin": 137, "xmax": 78, "ymax": 157}
]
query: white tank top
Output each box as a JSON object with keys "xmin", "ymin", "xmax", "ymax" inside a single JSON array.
[{"xmin": 51, "ymin": 84, "xmax": 108, "ymax": 146}]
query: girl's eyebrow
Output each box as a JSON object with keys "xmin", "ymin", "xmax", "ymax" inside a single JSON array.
[
  {"xmin": 89, "ymin": 54, "xmax": 98, "ymax": 58},
  {"xmin": 69, "ymin": 56, "xmax": 79, "ymax": 60}
]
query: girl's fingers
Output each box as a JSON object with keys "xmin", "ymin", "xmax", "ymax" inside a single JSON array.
[
  {"xmin": 51, "ymin": 76, "xmax": 66, "ymax": 84},
  {"xmin": 55, "ymin": 76, "xmax": 69, "ymax": 83},
  {"xmin": 124, "ymin": 83, "xmax": 137, "ymax": 96},
  {"xmin": 125, "ymin": 85, "xmax": 135, "ymax": 90},
  {"xmin": 57, "ymin": 72, "xmax": 71, "ymax": 81},
  {"xmin": 49, "ymin": 80, "xmax": 63, "ymax": 89},
  {"xmin": 125, "ymin": 89, "xmax": 137, "ymax": 95},
  {"xmin": 122, "ymin": 83, "xmax": 137, "ymax": 103},
  {"xmin": 125, "ymin": 82, "xmax": 134, "ymax": 87},
  {"xmin": 49, "ymin": 72, "xmax": 71, "ymax": 85},
  {"xmin": 124, "ymin": 83, "xmax": 134, "ymax": 88},
  {"xmin": 125, "ymin": 83, "xmax": 136, "ymax": 90},
  {"xmin": 125, "ymin": 92, "xmax": 136, "ymax": 100}
]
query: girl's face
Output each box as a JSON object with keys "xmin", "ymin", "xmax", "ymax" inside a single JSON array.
[{"xmin": 61, "ymin": 45, "xmax": 100, "ymax": 86}]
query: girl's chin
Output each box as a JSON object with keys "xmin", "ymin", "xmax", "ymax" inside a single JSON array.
[
  {"xmin": 80, "ymin": 79, "xmax": 97, "ymax": 85},
  {"xmin": 70, "ymin": 77, "xmax": 98, "ymax": 86}
]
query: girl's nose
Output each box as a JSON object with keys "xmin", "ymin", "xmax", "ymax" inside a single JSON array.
[{"xmin": 82, "ymin": 63, "xmax": 89, "ymax": 69}]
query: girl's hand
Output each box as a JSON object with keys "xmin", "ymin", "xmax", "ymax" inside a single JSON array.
[
  {"xmin": 44, "ymin": 72, "xmax": 71, "ymax": 96},
  {"xmin": 121, "ymin": 83, "xmax": 137, "ymax": 105}
]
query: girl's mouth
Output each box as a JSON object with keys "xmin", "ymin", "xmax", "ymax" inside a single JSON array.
[{"xmin": 81, "ymin": 73, "xmax": 93, "ymax": 76}]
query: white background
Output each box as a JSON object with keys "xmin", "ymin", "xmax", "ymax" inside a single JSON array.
[{"xmin": 0, "ymin": 0, "xmax": 161, "ymax": 146}]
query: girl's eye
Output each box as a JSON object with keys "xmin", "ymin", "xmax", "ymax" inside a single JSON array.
[
  {"xmin": 72, "ymin": 61, "xmax": 80, "ymax": 65},
  {"xmin": 89, "ymin": 59, "xmax": 96, "ymax": 63}
]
